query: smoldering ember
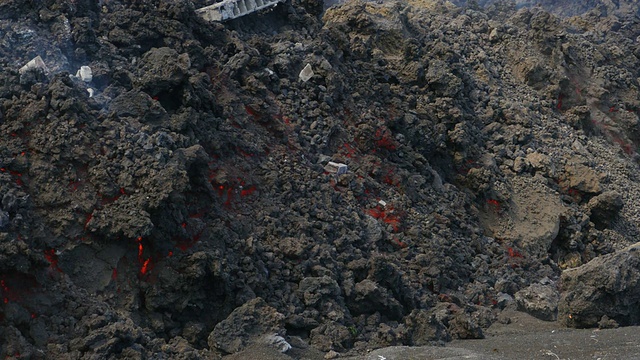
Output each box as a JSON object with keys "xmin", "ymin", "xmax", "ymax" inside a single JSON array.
[{"xmin": 2, "ymin": 0, "xmax": 640, "ymax": 359}]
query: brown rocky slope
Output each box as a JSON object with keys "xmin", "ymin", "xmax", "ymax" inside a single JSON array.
[{"xmin": 2, "ymin": 0, "xmax": 640, "ymax": 358}]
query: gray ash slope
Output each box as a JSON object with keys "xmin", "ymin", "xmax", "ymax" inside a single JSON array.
[{"xmin": 1, "ymin": 0, "xmax": 640, "ymax": 358}]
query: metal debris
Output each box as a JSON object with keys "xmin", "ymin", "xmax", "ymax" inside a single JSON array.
[
  {"xmin": 324, "ymin": 161, "xmax": 348, "ymax": 175},
  {"xmin": 196, "ymin": 0, "xmax": 284, "ymax": 22}
]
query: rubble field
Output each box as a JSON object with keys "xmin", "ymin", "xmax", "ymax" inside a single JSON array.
[{"xmin": 2, "ymin": 0, "xmax": 640, "ymax": 358}]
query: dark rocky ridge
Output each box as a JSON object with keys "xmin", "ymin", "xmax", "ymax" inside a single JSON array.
[
  {"xmin": 1, "ymin": 0, "xmax": 640, "ymax": 358},
  {"xmin": 454, "ymin": 0, "xmax": 640, "ymax": 17}
]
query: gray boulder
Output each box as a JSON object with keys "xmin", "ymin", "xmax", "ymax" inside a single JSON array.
[
  {"xmin": 558, "ymin": 242, "xmax": 640, "ymax": 327},
  {"xmin": 208, "ymin": 298, "xmax": 286, "ymax": 354},
  {"xmin": 135, "ymin": 47, "xmax": 190, "ymax": 95},
  {"xmin": 515, "ymin": 283, "xmax": 559, "ymax": 321},
  {"xmin": 348, "ymin": 279, "xmax": 404, "ymax": 320},
  {"xmin": 587, "ymin": 191, "xmax": 624, "ymax": 230}
]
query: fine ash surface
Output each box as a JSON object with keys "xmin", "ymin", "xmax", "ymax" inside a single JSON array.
[{"xmin": 2, "ymin": 0, "xmax": 640, "ymax": 358}]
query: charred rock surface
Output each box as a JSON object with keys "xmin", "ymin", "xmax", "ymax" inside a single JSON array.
[{"xmin": 2, "ymin": 0, "xmax": 640, "ymax": 358}]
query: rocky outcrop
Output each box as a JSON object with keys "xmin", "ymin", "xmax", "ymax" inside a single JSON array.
[
  {"xmin": 478, "ymin": 175, "xmax": 565, "ymax": 259},
  {"xmin": 587, "ymin": 191, "xmax": 624, "ymax": 230},
  {"xmin": 208, "ymin": 297, "xmax": 286, "ymax": 354},
  {"xmin": 559, "ymin": 243, "xmax": 640, "ymax": 328},
  {"xmin": 515, "ymin": 283, "xmax": 560, "ymax": 321}
]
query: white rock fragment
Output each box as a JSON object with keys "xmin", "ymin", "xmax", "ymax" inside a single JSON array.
[
  {"xmin": 76, "ymin": 66, "xmax": 93, "ymax": 82},
  {"xmin": 87, "ymin": 88, "xmax": 95, "ymax": 97},
  {"xmin": 324, "ymin": 161, "xmax": 348, "ymax": 175},
  {"xmin": 489, "ymin": 28, "xmax": 500, "ymax": 42},
  {"xmin": 378, "ymin": 200, "xmax": 387, "ymax": 208},
  {"xmin": 293, "ymin": 42, "xmax": 305, "ymax": 52},
  {"xmin": 19, "ymin": 56, "xmax": 48, "ymax": 74},
  {"xmin": 299, "ymin": 63, "xmax": 314, "ymax": 82},
  {"xmin": 262, "ymin": 334, "xmax": 291, "ymax": 353}
]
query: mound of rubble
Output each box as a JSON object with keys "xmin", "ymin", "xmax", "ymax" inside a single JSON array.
[
  {"xmin": 2, "ymin": 0, "xmax": 640, "ymax": 358},
  {"xmin": 453, "ymin": 0, "xmax": 640, "ymax": 17}
]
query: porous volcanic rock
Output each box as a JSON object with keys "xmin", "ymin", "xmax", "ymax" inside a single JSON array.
[
  {"xmin": 208, "ymin": 297, "xmax": 287, "ymax": 354},
  {"xmin": 515, "ymin": 283, "xmax": 560, "ymax": 321},
  {"xmin": 3, "ymin": 0, "xmax": 640, "ymax": 358},
  {"xmin": 559, "ymin": 242, "xmax": 640, "ymax": 328}
]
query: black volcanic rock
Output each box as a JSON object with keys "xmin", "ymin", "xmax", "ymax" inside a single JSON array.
[{"xmin": 2, "ymin": 0, "xmax": 640, "ymax": 358}]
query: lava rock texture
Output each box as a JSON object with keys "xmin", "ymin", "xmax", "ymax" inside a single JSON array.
[{"xmin": 2, "ymin": 0, "xmax": 640, "ymax": 358}]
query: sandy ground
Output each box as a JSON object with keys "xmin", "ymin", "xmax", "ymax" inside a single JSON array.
[
  {"xmin": 450, "ymin": 310, "xmax": 640, "ymax": 360},
  {"xmin": 351, "ymin": 310, "xmax": 640, "ymax": 360},
  {"xmin": 228, "ymin": 310, "xmax": 640, "ymax": 359}
]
